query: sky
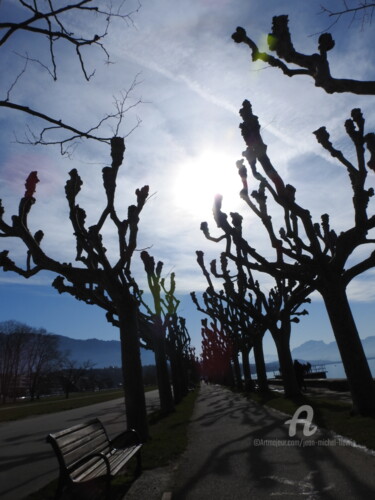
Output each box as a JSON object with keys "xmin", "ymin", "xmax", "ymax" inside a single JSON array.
[{"xmin": 0, "ymin": 0, "xmax": 375, "ymax": 358}]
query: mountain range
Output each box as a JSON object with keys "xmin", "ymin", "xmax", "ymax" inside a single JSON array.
[
  {"xmin": 292, "ymin": 336, "xmax": 375, "ymax": 363},
  {"xmin": 55, "ymin": 334, "xmax": 155, "ymax": 367},
  {"xmin": 55, "ymin": 334, "xmax": 375, "ymax": 368}
]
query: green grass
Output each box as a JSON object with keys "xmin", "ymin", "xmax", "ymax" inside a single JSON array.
[
  {"xmin": 25, "ymin": 388, "xmax": 199, "ymax": 499},
  {"xmin": 0, "ymin": 387, "xmax": 157, "ymax": 422},
  {"xmin": 142, "ymin": 390, "xmax": 199, "ymax": 469},
  {"xmin": 247, "ymin": 389, "xmax": 375, "ymax": 451}
]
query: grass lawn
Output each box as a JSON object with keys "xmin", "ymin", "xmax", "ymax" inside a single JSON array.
[
  {"xmin": 248, "ymin": 389, "xmax": 375, "ymax": 451},
  {"xmin": 0, "ymin": 387, "xmax": 156, "ymax": 422}
]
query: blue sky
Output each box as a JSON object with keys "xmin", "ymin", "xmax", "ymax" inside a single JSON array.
[{"xmin": 1, "ymin": 0, "xmax": 375, "ymax": 357}]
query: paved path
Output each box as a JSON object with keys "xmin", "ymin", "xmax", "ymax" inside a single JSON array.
[
  {"xmin": 0, "ymin": 390, "xmax": 160, "ymax": 500},
  {"xmin": 170, "ymin": 384, "xmax": 375, "ymax": 499}
]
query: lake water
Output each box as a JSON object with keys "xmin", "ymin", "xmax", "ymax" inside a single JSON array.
[
  {"xmin": 266, "ymin": 358, "xmax": 375, "ymax": 379},
  {"xmin": 323, "ymin": 358, "xmax": 375, "ymax": 379}
]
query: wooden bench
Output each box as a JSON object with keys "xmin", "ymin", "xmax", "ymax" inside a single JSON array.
[{"xmin": 46, "ymin": 418, "xmax": 142, "ymax": 499}]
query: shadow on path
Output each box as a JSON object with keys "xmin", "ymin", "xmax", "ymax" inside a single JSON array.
[{"xmin": 172, "ymin": 384, "xmax": 375, "ymax": 499}]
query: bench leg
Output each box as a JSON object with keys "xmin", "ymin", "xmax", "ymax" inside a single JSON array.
[
  {"xmin": 54, "ymin": 475, "xmax": 67, "ymax": 500},
  {"xmin": 135, "ymin": 451, "xmax": 142, "ymax": 478}
]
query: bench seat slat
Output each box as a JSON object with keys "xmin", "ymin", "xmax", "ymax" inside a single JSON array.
[{"xmin": 71, "ymin": 444, "xmax": 142, "ymax": 482}]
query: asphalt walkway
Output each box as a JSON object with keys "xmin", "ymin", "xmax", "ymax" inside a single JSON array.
[
  {"xmin": 0, "ymin": 390, "xmax": 161, "ymax": 500},
  {"xmin": 129, "ymin": 383, "xmax": 375, "ymax": 499}
]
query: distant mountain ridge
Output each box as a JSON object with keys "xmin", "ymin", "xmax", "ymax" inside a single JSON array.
[
  {"xmin": 252, "ymin": 336, "xmax": 375, "ymax": 366},
  {"xmin": 3, "ymin": 321, "xmax": 375, "ymax": 368},
  {"xmin": 54, "ymin": 334, "xmax": 155, "ymax": 368},
  {"xmin": 57, "ymin": 334, "xmax": 375, "ymax": 368},
  {"xmin": 291, "ymin": 336, "xmax": 375, "ymax": 362}
]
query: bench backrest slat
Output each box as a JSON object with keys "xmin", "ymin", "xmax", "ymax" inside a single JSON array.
[{"xmin": 47, "ymin": 418, "xmax": 111, "ymax": 472}]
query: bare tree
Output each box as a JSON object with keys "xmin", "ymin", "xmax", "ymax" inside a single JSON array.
[
  {"xmin": 192, "ymin": 253, "xmax": 251, "ymax": 390},
  {"xmin": 0, "ymin": 137, "xmax": 150, "ymax": 438},
  {"xmin": 139, "ymin": 251, "xmax": 175, "ymax": 415},
  {"xmin": 58, "ymin": 357, "xmax": 95, "ymax": 398},
  {"xmin": 1, "ymin": 0, "xmax": 141, "ymax": 154},
  {"xmin": 166, "ymin": 315, "xmax": 193, "ymax": 403},
  {"xmin": 192, "ymin": 256, "xmax": 251, "ymax": 391},
  {"xmin": 215, "ymin": 100, "xmax": 375, "ymax": 415},
  {"xmin": 193, "ymin": 245, "xmax": 310, "ymax": 396},
  {"xmin": 200, "ymin": 318, "xmax": 235, "ymax": 387},
  {"xmin": 24, "ymin": 329, "xmax": 61, "ymax": 400},
  {"xmin": 0, "ymin": 321, "xmax": 31, "ymax": 402},
  {"xmin": 232, "ymin": 15, "xmax": 375, "ymax": 95}
]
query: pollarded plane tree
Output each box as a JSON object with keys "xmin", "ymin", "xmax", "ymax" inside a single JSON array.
[
  {"xmin": 0, "ymin": 137, "xmax": 150, "ymax": 439},
  {"xmin": 232, "ymin": 15, "xmax": 375, "ymax": 95},
  {"xmin": 1, "ymin": 0, "xmax": 141, "ymax": 154},
  {"xmin": 227, "ymin": 99, "xmax": 375, "ymax": 415},
  {"xmin": 192, "ymin": 254, "xmax": 255, "ymax": 390},
  {"xmin": 200, "ymin": 317, "xmax": 235, "ymax": 387},
  {"xmin": 192, "ymin": 288, "xmax": 240, "ymax": 388},
  {"xmin": 231, "ymin": 13, "xmax": 375, "ymax": 414},
  {"xmin": 192, "ymin": 287, "xmax": 241, "ymax": 388},
  {"xmin": 166, "ymin": 314, "xmax": 192, "ymax": 403},
  {"xmin": 200, "ymin": 214, "xmax": 311, "ymax": 397},
  {"xmin": 256, "ymin": 277, "xmax": 311, "ymax": 396},
  {"xmin": 193, "ymin": 250, "xmax": 260, "ymax": 391},
  {"xmin": 139, "ymin": 251, "xmax": 176, "ymax": 415}
]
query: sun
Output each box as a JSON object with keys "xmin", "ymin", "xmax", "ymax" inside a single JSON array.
[{"xmin": 172, "ymin": 149, "xmax": 241, "ymax": 220}]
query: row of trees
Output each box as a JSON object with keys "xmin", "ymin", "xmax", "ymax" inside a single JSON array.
[
  {"xmin": 0, "ymin": 1, "xmax": 199, "ymax": 440},
  {"xmin": 0, "ymin": 135, "xmax": 199, "ymax": 438},
  {"xmin": 191, "ymin": 13, "xmax": 375, "ymax": 416}
]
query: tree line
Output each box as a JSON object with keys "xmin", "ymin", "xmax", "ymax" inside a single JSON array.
[
  {"xmin": 0, "ymin": 319, "xmax": 163, "ymax": 403},
  {"xmin": 0, "ymin": 320, "xmax": 96, "ymax": 401}
]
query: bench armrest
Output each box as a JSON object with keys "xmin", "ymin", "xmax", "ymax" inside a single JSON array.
[{"xmin": 68, "ymin": 452, "xmax": 111, "ymax": 478}]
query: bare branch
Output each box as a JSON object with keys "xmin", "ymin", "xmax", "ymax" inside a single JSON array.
[{"xmin": 1, "ymin": 1, "xmax": 141, "ymax": 154}]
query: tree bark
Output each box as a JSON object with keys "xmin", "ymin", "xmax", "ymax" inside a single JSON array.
[
  {"xmin": 232, "ymin": 351, "xmax": 243, "ymax": 389},
  {"xmin": 153, "ymin": 322, "xmax": 175, "ymax": 415},
  {"xmin": 321, "ymin": 285, "xmax": 375, "ymax": 416},
  {"xmin": 118, "ymin": 303, "xmax": 149, "ymax": 441},
  {"xmin": 254, "ymin": 335, "xmax": 269, "ymax": 392},
  {"xmin": 169, "ymin": 351, "xmax": 183, "ymax": 404},
  {"xmin": 271, "ymin": 327, "xmax": 300, "ymax": 397},
  {"xmin": 241, "ymin": 347, "xmax": 254, "ymax": 391}
]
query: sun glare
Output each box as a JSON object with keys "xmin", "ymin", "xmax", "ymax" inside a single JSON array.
[{"xmin": 173, "ymin": 150, "xmax": 241, "ymax": 220}]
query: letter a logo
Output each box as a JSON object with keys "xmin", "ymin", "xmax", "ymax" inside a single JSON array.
[{"xmin": 285, "ymin": 405, "xmax": 317, "ymax": 437}]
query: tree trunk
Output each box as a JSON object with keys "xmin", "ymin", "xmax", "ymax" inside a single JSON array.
[
  {"xmin": 322, "ymin": 285, "xmax": 375, "ymax": 416},
  {"xmin": 254, "ymin": 335, "xmax": 269, "ymax": 392},
  {"xmin": 241, "ymin": 347, "xmax": 254, "ymax": 391},
  {"xmin": 271, "ymin": 327, "xmax": 300, "ymax": 397},
  {"xmin": 118, "ymin": 305, "xmax": 149, "ymax": 441},
  {"xmin": 169, "ymin": 350, "xmax": 183, "ymax": 404},
  {"xmin": 180, "ymin": 356, "xmax": 189, "ymax": 396},
  {"xmin": 232, "ymin": 351, "xmax": 243, "ymax": 389},
  {"xmin": 153, "ymin": 322, "xmax": 175, "ymax": 415}
]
